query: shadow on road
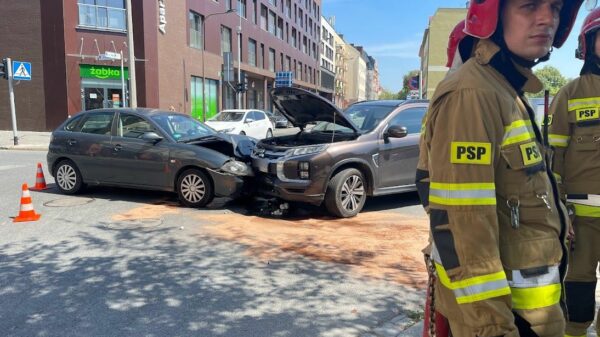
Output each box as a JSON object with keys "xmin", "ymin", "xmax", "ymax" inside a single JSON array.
[{"xmin": 0, "ymin": 219, "xmax": 424, "ymax": 336}]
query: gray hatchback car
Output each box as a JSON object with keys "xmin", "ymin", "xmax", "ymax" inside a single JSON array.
[
  {"xmin": 252, "ymin": 88, "xmax": 428, "ymax": 217},
  {"xmin": 48, "ymin": 108, "xmax": 255, "ymax": 207}
]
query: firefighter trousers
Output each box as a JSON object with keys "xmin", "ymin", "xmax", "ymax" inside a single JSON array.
[
  {"xmin": 564, "ymin": 210, "xmax": 600, "ymax": 337},
  {"xmin": 435, "ymin": 278, "xmax": 565, "ymax": 337}
]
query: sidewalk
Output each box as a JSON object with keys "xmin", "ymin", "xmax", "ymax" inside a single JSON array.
[{"xmin": 0, "ymin": 130, "xmax": 51, "ymax": 151}]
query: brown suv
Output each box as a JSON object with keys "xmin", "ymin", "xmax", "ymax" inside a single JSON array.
[{"xmin": 251, "ymin": 88, "xmax": 428, "ymax": 217}]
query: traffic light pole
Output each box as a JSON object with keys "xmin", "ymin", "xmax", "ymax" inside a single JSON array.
[{"xmin": 7, "ymin": 58, "xmax": 18, "ymax": 145}]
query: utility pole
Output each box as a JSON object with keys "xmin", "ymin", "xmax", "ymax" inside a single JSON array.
[
  {"xmin": 237, "ymin": 5, "xmax": 242, "ymax": 109},
  {"xmin": 126, "ymin": 0, "xmax": 137, "ymax": 108}
]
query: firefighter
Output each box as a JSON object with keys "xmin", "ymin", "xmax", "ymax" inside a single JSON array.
[
  {"xmin": 548, "ymin": 7, "xmax": 600, "ymax": 337},
  {"xmin": 418, "ymin": 0, "xmax": 584, "ymax": 336}
]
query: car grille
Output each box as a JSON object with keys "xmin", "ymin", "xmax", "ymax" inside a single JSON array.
[{"xmin": 252, "ymin": 146, "xmax": 287, "ymax": 160}]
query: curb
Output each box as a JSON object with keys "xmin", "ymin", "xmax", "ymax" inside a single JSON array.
[{"xmin": 0, "ymin": 145, "xmax": 49, "ymax": 151}]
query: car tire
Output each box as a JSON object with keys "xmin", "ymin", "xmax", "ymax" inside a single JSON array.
[
  {"xmin": 324, "ymin": 168, "xmax": 366, "ymax": 218},
  {"xmin": 239, "ymin": 131, "xmax": 246, "ymax": 136},
  {"xmin": 177, "ymin": 168, "xmax": 214, "ymax": 207},
  {"xmin": 266, "ymin": 129, "xmax": 273, "ymax": 138},
  {"xmin": 54, "ymin": 159, "xmax": 84, "ymax": 194}
]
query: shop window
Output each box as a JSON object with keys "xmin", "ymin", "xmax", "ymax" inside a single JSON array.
[{"xmin": 78, "ymin": 0, "xmax": 126, "ymax": 31}]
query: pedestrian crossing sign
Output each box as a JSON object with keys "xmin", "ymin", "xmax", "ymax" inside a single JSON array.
[{"xmin": 12, "ymin": 61, "xmax": 31, "ymax": 81}]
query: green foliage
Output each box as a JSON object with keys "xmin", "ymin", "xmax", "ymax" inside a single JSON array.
[
  {"xmin": 529, "ymin": 66, "xmax": 568, "ymax": 98},
  {"xmin": 379, "ymin": 88, "xmax": 400, "ymax": 100},
  {"xmin": 398, "ymin": 70, "xmax": 420, "ymax": 99}
]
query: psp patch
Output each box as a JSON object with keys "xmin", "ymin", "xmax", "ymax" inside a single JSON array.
[
  {"xmin": 451, "ymin": 142, "xmax": 492, "ymax": 165},
  {"xmin": 575, "ymin": 107, "xmax": 599, "ymax": 122},
  {"xmin": 519, "ymin": 142, "xmax": 543, "ymax": 166}
]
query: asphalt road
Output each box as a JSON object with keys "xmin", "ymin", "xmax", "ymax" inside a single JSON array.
[{"xmin": 0, "ymin": 150, "xmax": 427, "ymax": 337}]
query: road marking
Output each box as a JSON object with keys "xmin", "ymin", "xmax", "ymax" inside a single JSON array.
[{"xmin": 0, "ymin": 165, "xmax": 27, "ymax": 171}]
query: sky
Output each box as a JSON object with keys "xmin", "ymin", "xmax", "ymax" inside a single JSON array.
[{"xmin": 322, "ymin": 0, "xmax": 589, "ymax": 93}]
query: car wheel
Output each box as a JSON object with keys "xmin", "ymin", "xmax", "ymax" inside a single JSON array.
[
  {"xmin": 54, "ymin": 159, "xmax": 84, "ymax": 194},
  {"xmin": 239, "ymin": 131, "xmax": 246, "ymax": 136},
  {"xmin": 177, "ymin": 168, "xmax": 214, "ymax": 207},
  {"xmin": 324, "ymin": 168, "xmax": 366, "ymax": 218},
  {"xmin": 266, "ymin": 129, "xmax": 273, "ymax": 138}
]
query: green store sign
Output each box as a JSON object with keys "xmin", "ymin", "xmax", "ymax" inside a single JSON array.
[{"xmin": 80, "ymin": 64, "xmax": 129, "ymax": 80}]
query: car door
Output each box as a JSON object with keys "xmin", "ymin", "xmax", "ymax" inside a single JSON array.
[
  {"xmin": 109, "ymin": 112, "xmax": 171, "ymax": 188},
  {"xmin": 243, "ymin": 111, "xmax": 259, "ymax": 138},
  {"xmin": 377, "ymin": 106, "xmax": 427, "ymax": 188},
  {"xmin": 64, "ymin": 111, "xmax": 115, "ymax": 183},
  {"xmin": 253, "ymin": 110, "xmax": 270, "ymax": 138}
]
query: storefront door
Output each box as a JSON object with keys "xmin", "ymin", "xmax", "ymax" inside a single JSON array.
[{"xmin": 81, "ymin": 79, "xmax": 126, "ymax": 111}]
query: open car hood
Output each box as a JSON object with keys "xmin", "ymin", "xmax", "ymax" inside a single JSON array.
[
  {"xmin": 270, "ymin": 87, "xmax": 358, "ymax": 132},
  {"xmin": 187, "ymin": 133, "xmax": 255, "ymax": 161}
]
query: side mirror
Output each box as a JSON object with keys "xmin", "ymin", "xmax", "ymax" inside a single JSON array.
[
  {"xmin": 141, "ymin": 132, "xmax": 163, "ymax": 143},
  {"xmin": 385, "ymin": 125, "xmax": 408, "ymax": 140},
  {"xmin": 245, "ymin": 118, "xmax": 255, "ymax": 123}
]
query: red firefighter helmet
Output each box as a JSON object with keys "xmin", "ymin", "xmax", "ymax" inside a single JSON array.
[
  {"xmin": 577, "ymin": 7, "xmax": 600, "ymax": 59},
  {"xmin": 447, "ymin": 20, "xmax": 467, "ymax": 67},
  {"xmin": 465, "ymin": 0, "xmax": 584, "ymax": 48}
]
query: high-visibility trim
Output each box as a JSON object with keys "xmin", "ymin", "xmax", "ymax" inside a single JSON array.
[
  {"xmin": 548, "ymin": 134, "xmax": 570, "ymax": 147},
  {"xmin": 568, "ymin": 97, "xmax": 600, "ymax": 111},
  {"xmin": 503, "ymin": 120, "xmax": 534, "ymax": 147},
  {"xmin": 511, "ymin": 283, "xmax": 561, "ymax": 310},
  {"xmin": 553, "ymin": 172, "xmax": 562, "ymax": 184},
  {"xmin": 509, "ymin": 265, "xmax": 560, "ymax": 288},
  {"xmin": 429, "ymin": 182, "xmax": 496, "ymax": 206},
  {"xmin": 564, "ymin": 334, "xmax": 587, "ymax": 337},
  {"xmin": 573, "ymin": 204, "xmax": 600, "ymax": 217},
  {"xmin": 434, "ymin": 262, "xmax": 510, "ymax": 304}
]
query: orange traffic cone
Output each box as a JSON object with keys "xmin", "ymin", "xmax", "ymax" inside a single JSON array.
[
  {"xmin": 30, "ymin": 163, "xmax": 48, "ymax": 191},
  {"xmin": 14, "ymin": 183, "xmax": 41, "ymax": 222}
]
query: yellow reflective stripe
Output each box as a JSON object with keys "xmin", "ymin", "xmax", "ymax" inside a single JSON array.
[
  {"xmin": 429, "ymin": 182, "xmax": 496, "ymax": 206},
  {"xmin": 503, "ymin": 120, "xmax": 534, "ymax": 147},
  {"xmin": 564, "ymin": 334, "xmax": 587, "ymax": 337},
  {"xmin": 549, "ymin": 134, "xmax": 570, "ymax": 147},
  {"xmin": 435, "ymin": 263, "xmax": 511, "ymax": 304},
  {"xmin": 573, "ymin": 204, "xmax": 600, "ymax": 217},
  {"xmin": 511, "ymin": 283, "xmax": 561, "ymax": 310},
  {"xmin": 553, "ymin": 172, "xmax": 562, "ymax": 184},
  {"xmin": 568, "ymin": 97, "xmax": 600, "ymax": 111}
]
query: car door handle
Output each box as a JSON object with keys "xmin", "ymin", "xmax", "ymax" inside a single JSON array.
[
  {"xmin": 113, "ymin": 144, "xmax": 122, "ymax": 152},
  {"xmin": 67, "ymin": 139, "xmax": 77, "ymax": 146}
]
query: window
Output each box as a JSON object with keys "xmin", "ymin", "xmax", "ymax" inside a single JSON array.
[
  {"xmin": 285, "ymin": 0, "xmax": 291, "ymax": 18},
  {"xmin": 221, "ymin": 26, "xmax": 232, "ymax": 56},
  {"xmin": 285, "ymin": 56, "xmax": 291, "ymax": 71},
  {"xmin": 268, "ymin": 0, "xmax": 277, "ymax": 6},
  {"xmin": 260, "ymin": 5, "xmax": 267, "ymax": 30},
  {"xmin": 291, "ymin": 29, "xmax": 297, "ymax": 48},
  {"xmin": 237, "ymin": 0, "xmax": 246, "ymax": 18},
  {"xmin": 253, "ymin": 111, "xmax": 266, "ymax": 120},
  {"xmin": 78, "ymin": 0, "xmax": 126, "ymax": 31},
  {"xmin": 117, "ymin": 114, "xmax": 156, "ymax": 138},
  {"xmin": 303, "ymin": 36, "xmax": 307, "ymax": 54},
  {"xmin": 189, "ymin": 11, "xmax": 203, "ymax": 49},
  {"xmin": 64, "ymin": 115, "xmax": 85, "ymax": 132},
  {"xmin": 79, "ymin": 112, "xmax": 114, "ymax": 135},
  {"xmin": 269, "ymin": 48, "xmax": 276, "ymax": 72},
  {"xmin": 389, "ymin": 107, "xmax": 427, "ymax": 134},
  {"xmin": 268, "ymin": 10, "xmax": 276, "ymax": 35},
  {"xmin": 248, "ymin": 39, "xmax": 257, "ymax": 67},
  {"xmin": 277, "ymin": 18, "xmax": 283, "ymax": 39},
  {"xmin": 252, "ymin": 0, "xmax": 257, "ymax": 24},
  {"xmin": 225, "ymin": 0, "xmax": 233, "ymax": 10},
  {"xmin": 298, "ymin": 9, "xmax": 303, "ymax": 27},
  {"xmin": 261, "ymin": 43, "xmax": 265, "ymax": 68}
]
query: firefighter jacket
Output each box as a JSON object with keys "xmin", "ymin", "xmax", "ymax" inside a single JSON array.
[
  {"xmin": 548, "ymin": 73, "xmax": 600, "ymax": 202},
  {"xmin": 420, "ymin": 39, "xmax": 569, "ymax": 336}
]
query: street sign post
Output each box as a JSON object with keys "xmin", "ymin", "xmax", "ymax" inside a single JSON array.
[
  {"xmin": 7, "ymin": 58, "xmax": 19, "ymax": 145},
  {"xmin": 12, "ymin": 61, "xmax": 31, "ymax": 81}
]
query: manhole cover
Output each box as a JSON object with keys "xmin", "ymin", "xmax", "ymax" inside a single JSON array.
[
  {"xmin": 44, "ymin": 197, "xmax": 95, "ymax": 207},
  {"xmin": 104, "ymin": 218, "xmax": 163, "ymax": 230}
]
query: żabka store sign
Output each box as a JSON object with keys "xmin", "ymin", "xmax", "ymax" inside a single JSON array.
[{"xmin": 80, "ymin": 65, "xmax": 129, "ymax": 80}]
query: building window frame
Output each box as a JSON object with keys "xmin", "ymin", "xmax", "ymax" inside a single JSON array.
[
  {"xmin": 248, "ymin": 38, "xmax": 257, "ymax": 67},
  {"xmin": 77, "ymin": 0, "xmax": 127, "ymax": 32},
  {"xmin": 189, "ymin": 11, "xmax": 203, "ymax": 50}
]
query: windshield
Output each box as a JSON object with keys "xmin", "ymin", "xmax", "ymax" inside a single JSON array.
[
  {"xmin": 342, "ymin": 104, "xmax": 397, "ymax": 132},
  {"xmin": 151, "ymin": 113, "xmax": 216, "ymax": 141},
  {"xmin": 210, "ymin": 111, "xmax": 245, "ymax": 122}
]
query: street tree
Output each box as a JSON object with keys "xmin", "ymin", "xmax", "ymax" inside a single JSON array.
[
  {"xmin": 398, "ymin": 70, "xmax": 420, "ymax": 99},
  {"xmin": 530, "ymin": 65, "xmax": 568, "ymax": 98},
  {"xmin": 379, "ymin": 88, "xmax": 399, "ymax": 100}
]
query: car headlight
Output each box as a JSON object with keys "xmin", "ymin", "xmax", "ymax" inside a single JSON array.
[
  {"xmin": 220, "ymin": 160, "xmax": 252, "ymax": 176},
  {"xmin": 285, "ymin": 144, "xmax": 328, "ymax": 157},
  {"xmin": 219, "ymin": 128, "xmax": 235, "ymax": 133}
]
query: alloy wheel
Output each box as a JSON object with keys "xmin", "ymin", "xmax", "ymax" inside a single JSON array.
[
  {"xmin": 180, "ymin": 174, "xmax": 206, "ymax": 203},
  {"xmin": 340, "ymin": 175, "xmax": 365, "ymax": 212},
  {"xmin": 57, "ymin": 164, "xmax": 77, "ymax": 191}
]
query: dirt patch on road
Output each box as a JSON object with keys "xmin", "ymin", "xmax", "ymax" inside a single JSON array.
[
  {"xmin": 201, "ymin": 212, "xmax": 429, "ymax": 288},
  {"xmin": 111, "ymin": 201, "xmax": 180, "ymax": 221}
]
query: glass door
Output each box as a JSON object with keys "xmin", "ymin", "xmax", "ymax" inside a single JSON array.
[{"xmin": 84, "ymin": 87, "xmax": 105, "ymax": 110}]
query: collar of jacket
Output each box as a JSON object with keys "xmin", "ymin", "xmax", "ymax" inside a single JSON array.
[
  {"xmin": 580, "ymin": 55, "xmax": 600, "ymax": 76},
  {"xmin": 473, "ymin": 39, "xmax": 543, "ymax": 95}
]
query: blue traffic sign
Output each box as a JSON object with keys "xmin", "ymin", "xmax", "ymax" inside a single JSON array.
[{"xmin": 12, "ymin": 61, "xmax": 31, "ymax": 81}]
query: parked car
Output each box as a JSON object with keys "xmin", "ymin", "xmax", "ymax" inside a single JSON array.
[
  {"xmin": 48, "ymin": 108, "xmax": 256, "ymax": 207},
  {"xmin": 251, "ymin": 87, "xmax": 428, "ymax": 217},
  {"xmin": 205, "ymin": 109, "xmax": 274, "ymax": 139}
]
